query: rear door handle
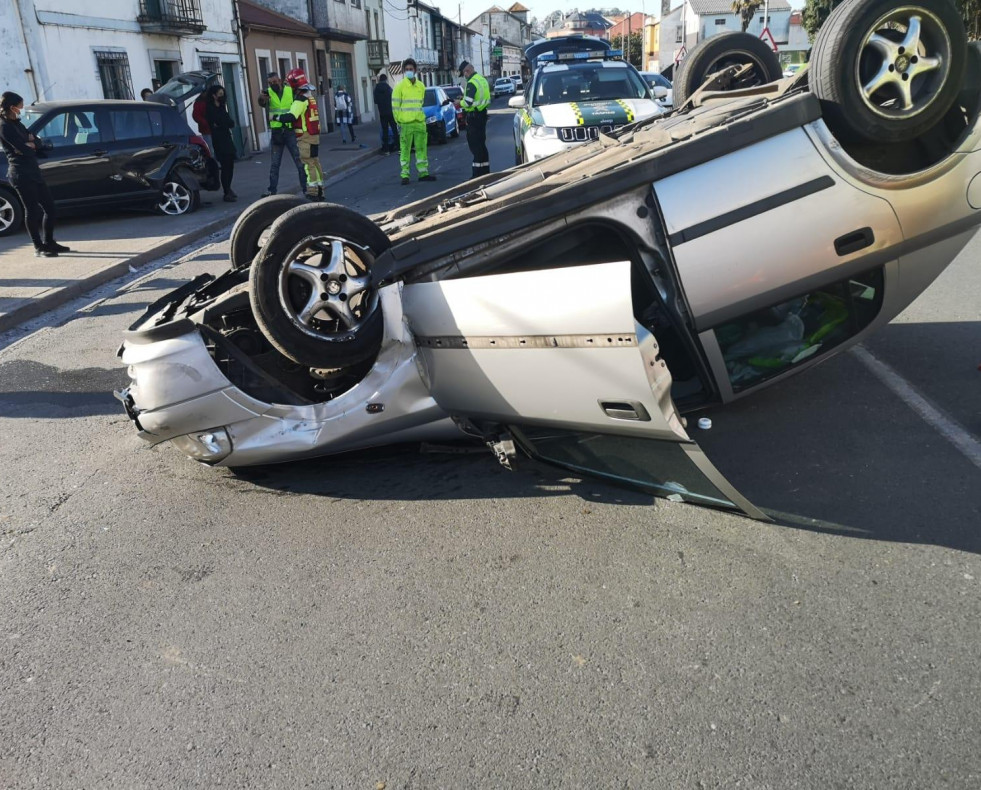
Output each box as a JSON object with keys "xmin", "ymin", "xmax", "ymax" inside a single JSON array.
[
  {"xmin": 599, "ymin": 400, "xmax": 651, "ymax": 422},
  {"xmin": 93, "ymin": 149, "xmax": 107, "ymax": 156},
  {"xmin": 835, "ymin": 227, "xmax": 875, "ymax": 256}
]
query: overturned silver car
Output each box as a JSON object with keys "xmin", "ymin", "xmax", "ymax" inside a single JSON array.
[{"xmin": 118, "ymin": 0, "xmax": 979, "ymax": 518}]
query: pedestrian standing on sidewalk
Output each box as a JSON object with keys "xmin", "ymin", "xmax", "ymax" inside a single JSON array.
[
  {"xmin": 257, "ymin": 72, "xmax": 307, "ymax": 197},
  {"xmin": 373, "ymin": 74, "xmax": 398, "ymax": 155},
  {"xmin": 458, "ymin": 60, "xmax": 491, "ymax": 178},
  {"xmin": 191, "ymin": 94, "xmax": 213, "ymax": 153},
  {"xmin": 286, "ymin": 74, "xmax": 325, "ymax": 201},
  {"xmin": 334, "ymin": 85, "xmax": 356, "ymax": 144},
  {"xmin": 392, "ymin": 60, "xmax": 435, "ymax": 185},
  {"xmin": 0, "ymin": 91, "xmax": 69, "ymax": 258},
  {"xmin": 204, "ymin": 83, "xmax": 237, "ymax": 202}
]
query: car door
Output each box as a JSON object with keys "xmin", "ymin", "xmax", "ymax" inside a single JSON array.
[
  {"xmin": 401, "ymin": 260, "xmax": 765, "ymax": 518},
  {"xmin": 31, "ymin": 108, "xmax": 114, "ymax": 206},
  {"xmin": 106, "ymin": 107, "xmax": 169, "ymax": 201},
  {"xmin": 653, "ymin": 126, "xmax": 904, "ymax": 399}
]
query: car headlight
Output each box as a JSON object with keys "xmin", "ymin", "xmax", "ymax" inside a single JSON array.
[
  {"xmin": 426, "ymin": 115, "xmax": 437, "ymax": 124},
  {"xmin": 531, "ymin": 125, "xmax": 559, "ymax": 139},
  {"xmin": 172, "ymin": 428, "xmax": 233, "ymax": 464}
]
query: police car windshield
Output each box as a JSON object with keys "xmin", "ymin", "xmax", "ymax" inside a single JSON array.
[{"xmin": 533, "ymin": 63, "xmax": 650, "ymax": 106}]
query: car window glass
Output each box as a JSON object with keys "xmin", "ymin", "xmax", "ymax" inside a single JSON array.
[
  {"xmin": 36, "ymin": 110, "xmax": 102, "ymax": 147},
  {"xmin": 111, "ymin": 110, "xmax": 152, "ymax": 140},
  {"xmin": 148, "ymin": 110, "xmax": 164, "ymax": 137},
  {"xmin": 162, "ymin": 109, "xmax": 188, "ymax": 137},
  {"xmin": 423, "ymin": 89, "xmax": 437, "ymax": 107},
  {"xmin": 536, "ymin": 65, "xmax": 649, "ymax": 105}
]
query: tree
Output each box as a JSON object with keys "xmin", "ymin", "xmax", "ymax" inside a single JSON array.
[
  {"xmin": 611, "ymin": 31, "xmax": 643, "ymax": 68},
  {"xmin": 731, "ymin": 0, "xmax": 762, "ymax": 33},
  {"xmin": 803, "ymin": 0, "xmax": 981, "ymax": 42}
]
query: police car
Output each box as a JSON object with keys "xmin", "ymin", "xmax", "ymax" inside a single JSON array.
[{"xmin": 509, "ymin": 36, "xmax": 663, "ymax": 164}]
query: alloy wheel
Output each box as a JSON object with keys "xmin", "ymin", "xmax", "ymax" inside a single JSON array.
[
  {"xmin": 277, "ymin": 234, "xmax": 378, "ymax": 340},
  {"xmin": 158, "ymin": 181, "xmax": 192, "ymax": 215},
  {"xmin": 857, "ymin": 6, "xmax": 951, "ymax": 120},
  {"xmin": 0, "ymin": 196, "xmax": 14, "ymax": 232}
]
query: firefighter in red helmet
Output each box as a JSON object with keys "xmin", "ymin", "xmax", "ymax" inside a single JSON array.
[{"xmin": 286, "ymin": 69, "xmax": 325, "ymax": 200}]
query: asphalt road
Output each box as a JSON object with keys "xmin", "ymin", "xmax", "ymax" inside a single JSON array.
[{"xmin": 1, "ymin": 100, "xmax": 980, "ymax": 789}]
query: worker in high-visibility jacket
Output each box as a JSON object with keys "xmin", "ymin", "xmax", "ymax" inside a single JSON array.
[
  {"xmin": 458, "ymin": 60, "xmax": 491, "ymax": 179},
  {"xmin": 257, "ymin": 72, "xmax": 306, "ymax": 197},
  {"xmin": 392, "ymin": 58, "xmax": 436, "ymax": 185},
  {"xmin": 286, "ymin": 69, "xmax": 325, "ymax": 201}
]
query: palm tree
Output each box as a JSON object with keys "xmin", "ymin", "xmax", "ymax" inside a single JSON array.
[{"xmin": 731, "ymin": 0, "xmax": 763, "ymax": 32}]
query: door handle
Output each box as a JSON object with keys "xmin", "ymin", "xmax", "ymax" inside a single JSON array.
[
  {"xmin": 93, "ymin": 149, "xmax": 108, "ymax": 156},
  {"xmin": 834, "ymin": 227, "xmax": 874, "ymax": 256},
  {"xmin": 599, "ymin": 400, "xmax": 651, "ymax": 422}
]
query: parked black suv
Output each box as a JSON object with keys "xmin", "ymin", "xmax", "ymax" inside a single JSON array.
[{"xmin": 0, "ymin": 72, "xmax": 220, "ymax": 238}]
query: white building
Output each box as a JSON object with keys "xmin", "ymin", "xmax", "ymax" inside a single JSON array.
[
  {"xmin": 353, "ymin": 0, "xmax": 387, "ymax": 121},
  {"xmin": 1, "ymin": 1, "xmax": 251, "ymax": 150}
]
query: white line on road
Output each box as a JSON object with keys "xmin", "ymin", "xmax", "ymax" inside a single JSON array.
[{"xmin": 851, "ymin": 344, "xmax": 981, "ymax": 471}]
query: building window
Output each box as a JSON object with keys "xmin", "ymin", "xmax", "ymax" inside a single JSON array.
[
  {"xmin": 297, "ymin": 56, "xmax": 308, "ymax": 78},
  {"xmin": 94, "ymin": 50, "xmax": 134, "ymax": 100},
  {"xmin": 715, "ymin": 18, "xmax": 725, "ymax": 25},
  {"xmin": 258, "ymin": 56, "xmax": 270, "ymax": 84},
  {"xmin": 675, "ymin": 27, "xmax": 683, "ymax": 43},
  {"xmin": 200, "ymin": 55, "xmax": 221, "ymax": 76},
  {"xmin": 351, "ymin": 0, "xmax": 360, "ymax": 8},
  {"xmin": 374, "ymin": 11, "xmax": 380, "ymax": 38},
  {"xmin": 278, "ymin": 57, "xmax": 291, "ymax": 77}
]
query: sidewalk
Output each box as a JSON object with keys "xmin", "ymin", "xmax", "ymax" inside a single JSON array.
[{"xmin": 0, "ymin": 123, "xmax": 383, "ymax": 333}]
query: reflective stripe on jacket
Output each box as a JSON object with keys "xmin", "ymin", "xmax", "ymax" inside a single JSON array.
[
  {"xmin": 267, "ymin": 85, "xmax": 294, "ymax": 128},
  {"xmin": 392, "ymin": 78, "xmax": 426, "ymax": 125},
  {"xmin": 461, "ymin": 73, "xmax": 491, "ymax": 112}
]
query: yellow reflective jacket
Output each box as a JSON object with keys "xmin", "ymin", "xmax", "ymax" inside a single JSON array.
[{"xmin": 392, "ymin": 78, "xmax": 426, "ymax": 125}]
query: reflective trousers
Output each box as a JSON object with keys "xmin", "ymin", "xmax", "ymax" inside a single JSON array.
[
  {"xmin": 297, "ymin": 133, "xmax": 324, "ymax": 190},
  {"xmin": 399, "ymin": 122, "xmax": 428, "ymax": 179}
]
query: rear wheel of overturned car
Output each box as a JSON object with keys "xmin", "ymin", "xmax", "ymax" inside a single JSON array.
[
  {"xmin": 229, "ymin": 194, "xmax": 308, "ymax": 271},
  {"xmin": 673, "ymin": 31, "xmax": 783, "ymax": 106},
  {"xmin": 157, "ymin": 172, "xmax": 198, "ymax": 216},
  {"xmin": 810, "ymin": 0, "xmax": 967, "ymax": 144},
  {"xmin": 0, "ymin": 187, "xmax": 24, "ymax": 238},
  {"xmin": 249, "ymin": 203, "xmax": 389, "ymax": 369}
]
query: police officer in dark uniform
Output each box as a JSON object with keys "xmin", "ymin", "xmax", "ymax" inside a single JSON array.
[{"xmin": 458, "ymin": 61, "xmax": 491, "ymax": 178}]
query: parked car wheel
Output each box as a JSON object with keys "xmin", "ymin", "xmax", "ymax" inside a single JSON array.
[
  {"xmin": 450, "ymin": 125, "xmax": 460, "ymax": 139},
  {"xmin": 434, "ymin": 120, "xmax": 448, "ymax": 144},
  {"xmin": 0, "ymin": 187, "xmax": 24, "ymax": 238},
  {"xmin": 249, "ymin": 203, "xmax": 389, "ymax": 368},
  {"xmin": 810, "ymin": 0, "xmax": 967, "ymax": 143},
  {"xmin": 157, "ymin": 172, "xmax": 197, "ymax": 216},
  {"xmin": 673, "ymin": 31, "xmax": 783, "ymax": 105},
  {"xmin": 229, "ymin": 194, "xmax": 308, "ymax": 271}
]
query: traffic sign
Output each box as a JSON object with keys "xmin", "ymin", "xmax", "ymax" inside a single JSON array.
[
  {"xmin": 760, "ymin": 26, "xmax": 778, "ymax": 52},
  {"xmin": 674, "ymin": 45, "xmax": 687, "ymax": 65}
]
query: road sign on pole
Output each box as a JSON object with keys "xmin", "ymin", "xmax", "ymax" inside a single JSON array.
[
  {"xmin": 760, "ymin": 27, "xmax": 778, "ymax": 52},
  {"xmin": 674, "ymin": 44, "xmax": 687, "ymax": 65}
]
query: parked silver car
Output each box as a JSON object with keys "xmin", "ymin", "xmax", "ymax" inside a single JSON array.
[{"xmin": 118, "ymin": 0, "xmax": 977, "ymax": 518}]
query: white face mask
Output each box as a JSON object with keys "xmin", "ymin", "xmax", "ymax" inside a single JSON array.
[{"xmin": 405, "ymin": 70, "xmax": 416, "ymax": 81}]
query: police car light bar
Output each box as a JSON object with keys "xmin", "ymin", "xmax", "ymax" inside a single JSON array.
[{"xmin": 537, "ymin": 49, "xmax": 624, "ymax": 63}]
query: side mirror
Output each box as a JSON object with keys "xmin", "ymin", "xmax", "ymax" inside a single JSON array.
[
  {"xmin": 508, "ymin": 95, "xmax": 526, "ymax": 109},
  {"xmin": 442, "ymin": 98, "xmax": 451, "ymax": 106},
  {"xmin": 653, "ymin": 86, "xmax": 668, "ymax": 100},
  {"xmin": 42, "ymin": 139, "xmax": 55, "ymax": 151}
]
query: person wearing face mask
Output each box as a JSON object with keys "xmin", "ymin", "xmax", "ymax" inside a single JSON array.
[
  {"xmin": 204, "ymin": 83, "xmax": 237, "ymax": 202},
  {"xmin": 0, "ymin": 91, "xmax": 69, "ymax": 257},
  {"xmin": 257, "ymin": 72, "xmax": 306, "ymax": 197},
  {"xmin": 391, "ymin": 58, "xmax": 435, "ymax": 185}
]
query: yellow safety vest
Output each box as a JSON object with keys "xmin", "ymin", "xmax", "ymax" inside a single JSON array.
[
  {"xmin": 462, "ymin": 73, "xmax": 491, "ymax": 112},
  {"xmin": 392, "ymin": 78, "xmax": 426, "ymax": 125},
  {"xmin": 267, "ymin": 85, "xmax": 294, "ymax": 128}
]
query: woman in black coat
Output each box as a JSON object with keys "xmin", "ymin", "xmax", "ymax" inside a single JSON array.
[
  {"xmin": 0, "ymin": 91, "xmax": 69, "ymax": 257},
  {"xmin": 203, "ymin": 84, "xmax": 237, "ymax": 202}
]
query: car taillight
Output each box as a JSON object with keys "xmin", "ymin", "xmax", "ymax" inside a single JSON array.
[{"xmin": 189, "ymin": 134, "xmax": 212, "ymax": 157}]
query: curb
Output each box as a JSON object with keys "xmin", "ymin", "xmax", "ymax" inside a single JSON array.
[{"xmin": 0, "ymin": 148, "xmax": 381, "ymax": 335}]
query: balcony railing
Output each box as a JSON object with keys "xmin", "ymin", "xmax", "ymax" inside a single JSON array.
[
  {"xmin": 138, "ymin": 0, "xmax": 206, "ymax": 36},
  {"xmin": 367, "ymin": 40, "xmax": 389, "ymax": 70}
]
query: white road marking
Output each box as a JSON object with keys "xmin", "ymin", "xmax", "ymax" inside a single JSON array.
[{"xmin": 851, "ymin": 344, "xmax": 981, "ymax": 471}]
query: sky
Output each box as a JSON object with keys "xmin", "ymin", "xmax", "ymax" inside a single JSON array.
[{"xmin": 455, "ymin": 0, "xmax": 805, "ymax": 28}]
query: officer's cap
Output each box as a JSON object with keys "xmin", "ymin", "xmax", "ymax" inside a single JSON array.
[{"xmin": 458, "ymin": 61, "xmax": 471, "ymax": 77}]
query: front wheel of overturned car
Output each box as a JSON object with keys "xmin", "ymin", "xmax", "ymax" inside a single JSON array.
[
  {"xmin": 249, "ymin": 203, "xmax": 389, "ymax": 369},
  {"xmin": 229, "ymin": 194, "xmax": 308, "ymax": 271},
  {"xmin": 810, "ymin": 0, "xmax": 966, "ymax": 144},
  {"xmin": 673, "ymin": 31, "xmax": 783, "ymax": 106}
]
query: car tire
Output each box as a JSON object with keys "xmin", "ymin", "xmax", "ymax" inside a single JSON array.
[
  {"xmin": 810, "ymin": 0, "xmax": 967, "ymax": 144},
  {"xmin": 157, "ymin": 171, "xmax": 197, "ymax": 216},
  {"xmin": 229, "ymin": 194, "xmax": 308, "ymax": 271},
  {"xmin": 436, "ymin": 121, "xmax": 448, "ymax": 144},
  {"xmin": 673, "ymin": 31, "xmax": 783, "ymax": 106},
  {"xmin": 249, "ymin": 203, "xmax": 389, "ymax": 369},
  {"xmin": 0, "ymin": 186, "xmax": 24, "ymax": 238}
]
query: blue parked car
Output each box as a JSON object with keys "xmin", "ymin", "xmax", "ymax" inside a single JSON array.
[{"xmin": 424, "ymin": 86, "xmax": 458, "ymax": 144}]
